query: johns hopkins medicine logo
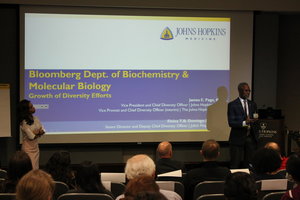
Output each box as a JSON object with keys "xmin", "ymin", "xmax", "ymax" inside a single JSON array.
[
  {"xmin": 260, "ymin": 122, "xmax": 267, "ymax": 130},
  {"xmin": 160, "ymin": 27, "xmax": 174, "ymax": 40},
  {"xmin": 160, "ymin": 26, "xmax": 227, "ymax": 41}
]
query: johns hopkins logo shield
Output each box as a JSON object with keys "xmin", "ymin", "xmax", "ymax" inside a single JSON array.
[
  {"xmin": 160, "ymin": 27, "xmax": 173, "ymax": 40},
  {"xmin": 260, "ymin": 122, "xmax": 267, "ymax": 130}
]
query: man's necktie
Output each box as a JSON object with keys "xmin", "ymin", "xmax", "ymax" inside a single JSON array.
[
  {"xmin": 244, "ymin": 99, "xmax": 248, "ymax": 118},
  {"xmin": 244, "ymin": 99, "xmax": 251, "ymax": 134}
]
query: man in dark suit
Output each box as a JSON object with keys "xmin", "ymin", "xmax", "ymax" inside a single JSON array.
[
  {"xmin": 227, "ymin": 82, "xmax": 258, "ymax": 169},
  {"xmin": 156, "ymin": 141, "xmax": 185, "ymax": 175},
  {"xmin": 183, "ymin": 139, "xmax": 230, "ymax": 200}
]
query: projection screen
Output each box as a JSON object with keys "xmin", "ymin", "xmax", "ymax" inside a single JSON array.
[{"xmin": 20, "ymin": 6, "xmax": 253, "ymax": 143}]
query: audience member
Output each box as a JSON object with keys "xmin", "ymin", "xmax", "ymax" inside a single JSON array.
[
  {"xmin": 121, "ymin": 176, "xmax": 161, "ymax": 200},
  {"xmin": 0, "ymin": 151, "xmax": 32, "ymax": 193},
  {"xmin": 70, "ymin": 161, "xmax": 114, "ymax": 198},
  {"xmin": 251, "ymin": 147, "xmax": 286, "ymax": 181},
  {"xmin": 116, "ymin": 154, "xmax": 182, "ymax": 200},
  {"xmin": 183, "ymin": 139, "xmax": 230, "ymax": 200},
  {"xmin": 265, "ymin": 142, "xmax": 288, "ymax": 170},
  {"xmin": 224, "ymin": 172, "xmax": 257, "ymax": 200},
  {"xmin": 45, "ymin": 151, "xmax": 75, "ymax": 189},
  {"xmin": 156, "ymin": 141, "xmax": 185, "ymax": 175},
  {"xmin": 281, "ymin": 155, "xmax": 300, "ymax": 200},
  {"xmin": 16, "ymin": 169, "xmax": 54, "ymax": 200},
  {"xmin": 134, "ymin": 191, "xmax": 168, "ymax": 200}
]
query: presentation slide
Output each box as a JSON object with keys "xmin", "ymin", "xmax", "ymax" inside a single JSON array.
[{"xmin": 24, "ymin": 13, "xmax": 230, "ymax": 136}]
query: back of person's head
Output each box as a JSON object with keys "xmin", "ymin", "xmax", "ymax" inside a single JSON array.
[
  {"xmin": 16, "ymin": 169, "xmax": 54, "ymax": 200},
  {"xmin": 134, "ymin": 191, "xmax": 168, "ymax": 200},
  {"xmin": 125, "ymin": 154, "xmax": 156, "ymax": 180},
  {"xmin": 45, "ymin": 151, "xmax": 71, "ymax": 181},
  {"xmin": 264, "ymin": 142, "xmax": 282, "ymax": 155},
  {"xmin": 46, "ymin": 151, "xmax": 71, "ymax": 168},
  {"xmin": 201, "ymin": 139, "xmax": 220, "ymax": 160},
  {"xmin": 252, "ymin": 148, "xmax": 281, "ymax": 174},
  {"xmin": 123, "ymin": 176, "xmax": 160, "ymax": 199},
  {"xmin": 286, "ymin": 155, "xmax": 300, "ymax": 183},
  {"xmin": 8, "ymin": 151, "xmax": 32, "ymax": 182},
  {"xmin": 157, "ymin": 141, "xmax": 172, "ymax": 158},
  {"xmin": 75, "ymin": 160, "xmax": 107, "ymax": 193},
  {"xmin": 224, "ymin": 172, "xmax": 257, "ymax": 200}
]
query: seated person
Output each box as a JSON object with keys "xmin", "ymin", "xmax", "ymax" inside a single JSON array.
[
  {"xmin": 156, "ymin": 141, "xmax": 185, "ymax": 175},
  {"xmin": 224, "ymin": 172, "xmax": 257, "ymax": 200},
  {"xmin": 121, "ymin": 176, "xmax": 164, "ymax": 200},
  {"xmin": 0, "ymin": 151, "xmax": 32, "ymax": 193},
  {"xmin": 116, "ymin": 154, "xmax": 182, "ymax": 200},
  {"xmin": 134, "ymin": 191, "xmax": 168, "ymax": 200},
  {"xmin": 251, "ymin": 148, "xmax": 286, "ymax": 181},
  {"xmin": 184, "ymin": 139, "xmax": 230, "ymax": 200},
  {"xmin": 44, "ymin": 151, "xmax": 75, "ymax": 189},
  {"xmin": 16, "ymin": 169, "xmax": 55, "ymax": 200},
  {"xmin": 69, "ymin": 161, "xmax": 114, "ymax": 199},
  {"xmin": 265, "ymin": 142, "xmax": 288, "ymax": 170},
  {"xmin": 281, "ymin": 155, "xmax": 300, "ymax": 200}
]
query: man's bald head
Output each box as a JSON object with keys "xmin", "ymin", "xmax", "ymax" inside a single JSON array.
[
  {"xmin": 157, "ymin": 141, "xmax": 172, "ymax": 158},
  {"xmin": 265, "ymin": 142, "xmax": 281, "ymax": 154}
]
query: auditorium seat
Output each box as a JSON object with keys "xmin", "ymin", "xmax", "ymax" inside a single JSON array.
[
  {"xmin": 193, "ymin": 181, "xmax": 225, "ymax": 200},
  {"xmin": 0, "ymin": 178, "xmax": 5, "ymax": 185},
  {"xmin": 53, "ymin": 181, "xmax": 69, "ymax": 200},
  {"xmin": 256, "ymin": 179, "xmax": 294, "ymax": 200},
  {"xmin": 262, "ymin": 191, "xmax": 286, "ymax": 200},
  {"xmin": 102, "ymin": 181, "xmax": 126, "ymax": 197},
  {"xmin": 0, "ymin": 169, "xmax": 7, "ymax": 179},
  {"xmin": 100, "ymin": 173, "xmax": 126, "ymax": 183},
  {"xmin": 57, "ymin": 193, "xmax": 114, "ymax": 200},
  {"xmin": 196, "ymin": 194, "xmax": 225, "ymax": 200},
  {"xmin": 0, "ymin": 193, "xmax": 16, "ymax": 200},
  {"xmin": 156, "ymin": 181, "xmax": 185, "ymax": 199}
]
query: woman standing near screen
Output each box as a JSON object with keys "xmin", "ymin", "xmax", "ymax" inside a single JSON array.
[{"xmin": 19, "ymin": 99, "xmax": 45, "ymax": 169}]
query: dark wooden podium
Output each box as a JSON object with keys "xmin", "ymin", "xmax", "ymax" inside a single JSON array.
[{"xmin": 254, "ymin": 119, "xmax": 286, "ymax": 152}]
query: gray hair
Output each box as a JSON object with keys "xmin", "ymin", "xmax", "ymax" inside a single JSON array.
[{"xmin": 125, "ymin": 154, "xmax": 156, "ymax": 180}]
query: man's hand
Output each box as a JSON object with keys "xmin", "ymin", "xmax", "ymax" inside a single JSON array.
[{"xmin": 246, "ymin": 117, "xmax": 258, "ymax": 125}]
